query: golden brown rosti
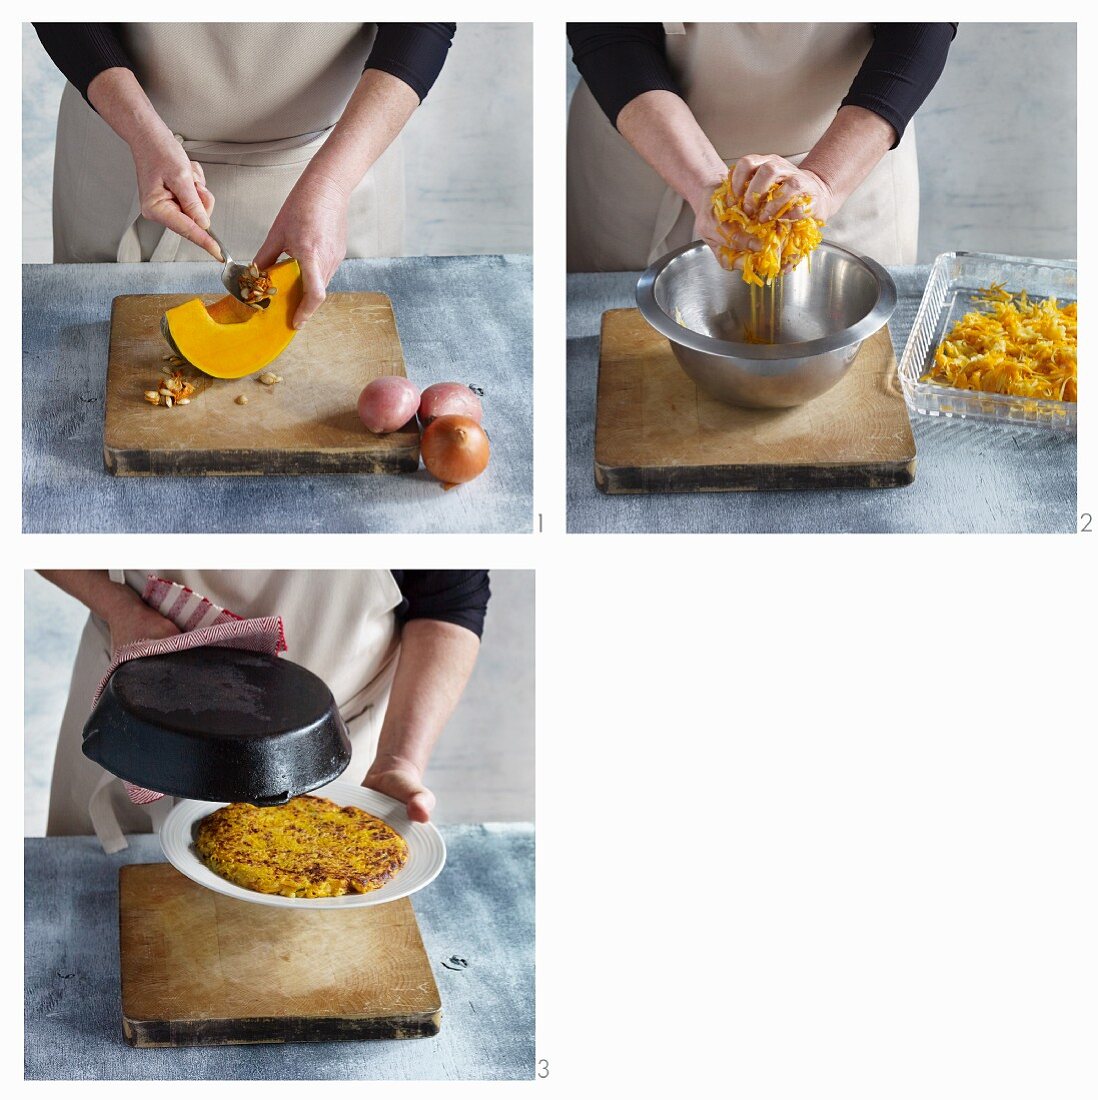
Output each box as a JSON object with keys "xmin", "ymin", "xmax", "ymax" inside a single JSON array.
[{"xmin": 194, "ymin": 795, "xmax": 409, "ymax": 898}]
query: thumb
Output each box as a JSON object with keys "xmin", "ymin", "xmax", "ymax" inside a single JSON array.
[
  {"xmin": 292, "ymin": 257, "xmax": 328, "ymax": 329},
  {"xmin": 253, "ymin": 235, "xmax": 284, "ymax": 273},
  {"xmin": 406, "ymin": 788, "xmax": 436, "ymax": 824}
]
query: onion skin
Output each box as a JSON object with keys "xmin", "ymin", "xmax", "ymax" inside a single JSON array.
[
  {"xmin": 418, "ymin": 382, "xmax": 484, "ymax": 426},
  {"xmin": 357, "ymin": 377, "xmax": 421, "ymax": 434},
  {"xmin": 421, "ymin": 414, "xmax": 490, "ymax": 489}
]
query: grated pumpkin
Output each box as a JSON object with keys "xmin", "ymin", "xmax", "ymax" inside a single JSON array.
[
  {"xmin": 924, "ymin": 283, "xmax": 1077, "ymax": 402},
  {"xmin": 711, "ymin": 173, "xmax": 824, "ymax": 287}
]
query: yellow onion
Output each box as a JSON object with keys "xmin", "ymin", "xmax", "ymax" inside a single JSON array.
[{"xmin": 421, "ymin": 415, "xmax": 490, "ymax": 489}]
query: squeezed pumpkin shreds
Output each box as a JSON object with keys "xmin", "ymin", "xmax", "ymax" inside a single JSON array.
[
  {"xmin": 711, "ymin": 174, "xmax": 824, "ymax": 287},
  {"xmin": 925, "ymin": 283, "xmax": 1077, "ymax": 402}
]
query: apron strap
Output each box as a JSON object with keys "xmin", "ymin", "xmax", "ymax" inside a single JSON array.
[
  {"xmin": 88, "ymin": 773, "xmax": 175, "ymax": 853},
  {"xmin": 88, "ymin": 772, "xmax": 128, "ymax": 854}
]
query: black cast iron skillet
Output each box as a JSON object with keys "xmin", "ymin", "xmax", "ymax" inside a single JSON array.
[{"xmin": 82, "ymin": 646, "xmax": 350, "ymax": 805}]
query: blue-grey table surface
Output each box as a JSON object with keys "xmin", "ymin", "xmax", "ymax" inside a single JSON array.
[
  {"xmin": 567, "ymin": 266, "xmax": 1077, "ymax": 533},
  {"xmin": 23, "ymin": 256, "xmax": 532, "ymax": 533},
  {"xmin": 24, "ymin": 826, "xmax": 534, "ymax": 1081}
]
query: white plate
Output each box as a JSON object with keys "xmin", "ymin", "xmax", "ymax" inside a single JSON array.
[{"xmin": 159, "ymin": 780, "xmax": 446, "ymax": 909}]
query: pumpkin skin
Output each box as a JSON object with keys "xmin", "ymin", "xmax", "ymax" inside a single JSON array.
[{"xmin": 161, "ymin": 258, "xmax": 303, "ymax": 379}]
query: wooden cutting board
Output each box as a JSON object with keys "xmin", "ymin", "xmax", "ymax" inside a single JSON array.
[
  {"xmin": 594, "ymin": 308, "xmax": 916, "ymax": 493},
  {"xmin": 119, "ymin": 863, "xmax": 441, "ymax": 1047},
  {"xmin": 104, "ymin": 292, "xmax": 420, "ymax": 476}
]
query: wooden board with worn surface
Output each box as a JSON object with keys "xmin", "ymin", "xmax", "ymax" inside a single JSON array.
[
  {"xmin": 119, "ymin": 863, "xmax": 441, "ymax": 1047},
  {"xmin": 594, "ymin": 308, "xmax": 917, "ymax": 493},
  {"xmin": 104, "ymin": 292, "xmax": 420, "ymax": 476}
]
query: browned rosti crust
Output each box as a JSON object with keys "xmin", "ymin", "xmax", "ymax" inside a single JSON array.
[{"xmin": 195, "ymin": 795, "xmax": 408, "ymax": 898}]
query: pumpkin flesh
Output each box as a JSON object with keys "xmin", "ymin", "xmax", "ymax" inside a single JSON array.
[{"xmin": 162, "ymin": 258, "xmax": 303, "ymax": 379}]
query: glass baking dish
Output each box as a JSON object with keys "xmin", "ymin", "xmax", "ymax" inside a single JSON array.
[{"xmin": 898, "ymin": 251, "xmax": 1077, "ymax": 432}]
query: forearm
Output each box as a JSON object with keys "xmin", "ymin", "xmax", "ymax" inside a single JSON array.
[
  {"xmin": 616, "ymin": 90, "xmax": 728, "ymax": 217},
  {"xmin": 34, "ymin": 22, "xmax": 133, "ymax": 102},
  {"xmin": 370, "ymin": 619, "xmax": 480, "ymax": 777},
  {"xmin": 37, "ymin": 570, "xmax": 138, "ymax": 621},
  {"xmin": 799, "ymin": 105, "xmax": 896, "ymax": 211},
  {"xmin": 298, "ymin": 68, "xmax": 419, "ymax": 202},
  {"xmin": 86, "ymin": 67, "xmax": 171, "ymax": 149}
]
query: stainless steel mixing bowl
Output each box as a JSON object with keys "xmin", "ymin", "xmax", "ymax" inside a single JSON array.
[{"xmin": 636, "ymin": 241, "xmax": 897, "ymax": 408}]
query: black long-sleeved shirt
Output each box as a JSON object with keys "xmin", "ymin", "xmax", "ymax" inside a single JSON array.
[
  {"xmin": 568, "ymin": 23, "xmax": 956, "ymax": 147},
  {"xmin": 34, "ymin": 23, "xmax": 455, "ymax": 105},
  {"xmin": 392, "ymin": 570, "xmax": 490, "ymax": 640}
]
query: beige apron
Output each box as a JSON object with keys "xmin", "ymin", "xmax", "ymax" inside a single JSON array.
[
  {"xmin": 52, "ymin": 23, "xmax": 404, "ymax": 263},
  {"xmin": 567, "ymin": 22, "xmax": 919, "ymax": 272},
  {"xmin": 47, "ymin": 570, "xmax": 404, "ymax": 850}
]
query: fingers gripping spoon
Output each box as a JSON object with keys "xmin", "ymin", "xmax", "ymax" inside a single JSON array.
[{"xmin": 206, "ymin": 228, "xmax": 270, "ymax": 310}]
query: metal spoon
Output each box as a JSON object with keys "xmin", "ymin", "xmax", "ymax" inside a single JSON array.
[{"xmin": 206, "ymin": 227, "xmax": 252, "ymax": 304}]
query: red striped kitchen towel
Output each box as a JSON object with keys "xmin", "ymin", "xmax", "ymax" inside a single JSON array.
[{"xmin": 94, "ymin": 576, "xmax": 288, "ymax": 805}]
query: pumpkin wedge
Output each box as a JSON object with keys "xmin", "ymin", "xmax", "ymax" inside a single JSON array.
[{"xmin": 161, "ymin": 258, "xmax": 303, "ymax": 379}]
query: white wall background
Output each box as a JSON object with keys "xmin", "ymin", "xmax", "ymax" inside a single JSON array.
[
  {"xmin": 24, "ymin": 570, "xmax": 534, "ymax": 835},
  {"xmin": 22, "ymin": 22, "xmax": 532, "ymax": 261},
  {"xmin": 566, "ymin": 23, "xmax": 1076, "ymax": 263}
]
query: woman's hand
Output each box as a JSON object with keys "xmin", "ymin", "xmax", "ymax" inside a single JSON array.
[
  {"xmin": 695, "ymin": 154, "xmax": 836, "ymax": 276},
  {"xmin": 689, "ymin": 173, "xmax": 740, "ymax": 271},
  {"xmin": 131, "ymin": 129, "xmax": 220, "ymax": 259},
  {"xmin": 84, "ymin": 68, "xmax": 220, "ymax": 259},
  {"xmin": 106, "ymin": 599, "xmax": 180, "ymax": 657},
  {"xmin": 731, "ymin": 153, "xmax": 836, "ymax": 226},
  {"xmin": 363, "ymin": 755, "xmax": 436, "ymax": 823},
  {"xmin": 37, "ymin": 570, "xmax": 180, "ymax": 658},
  {"xmin": 254, "ymin": 172, "xmax": 349, "ymax": 329}
]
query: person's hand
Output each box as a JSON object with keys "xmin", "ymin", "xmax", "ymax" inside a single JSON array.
[
  {"xmin": 363, "ymin": 755, "xmax": 436, "ymax": 823},
  {"xmin": 689, "ymin": 173, "xmax": 782, "ymax": 273},
  {"xmin": 130, "ymin": 129, "xmax": 220, "ymax": 259},
  {"xmin": 731, "ymin": 153, "xmax": 835, "ymax": 228},
  {"xmin": 254, "ymin": 172, "xmax": 349, "ymax": 329},
  {"xmin": 106, "ymin": 599, "xmax": 180, "ymax": 658},
  {"xmin": 689, "ymin": 173, "xmax": 738, "ymax": 271}
]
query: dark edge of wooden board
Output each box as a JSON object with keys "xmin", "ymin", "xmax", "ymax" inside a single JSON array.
[
  {"xmin": 104, "ymin": 443, "xmax": 421, "ymax": 477},
  {"xmin": 122, "ymin": 1010, "xmax": 442, "ymax": 1048},
  {"xmin": 595, "ymin": 458, "xmax": 917, "ymax": 494}
]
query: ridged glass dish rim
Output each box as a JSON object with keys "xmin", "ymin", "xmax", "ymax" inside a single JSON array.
[{"xmin": 898, "ymin": 251, "xmax": 1076, "ymax": 432}]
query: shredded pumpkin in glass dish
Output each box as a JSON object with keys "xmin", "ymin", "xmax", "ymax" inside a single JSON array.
[
  {"xmin": 711, "ymin": 174, "xmax": 824, "ymax": 287},
  {"xmin": 924, "ymin": 283, "xmax": 1077, "ymax": 402}
]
